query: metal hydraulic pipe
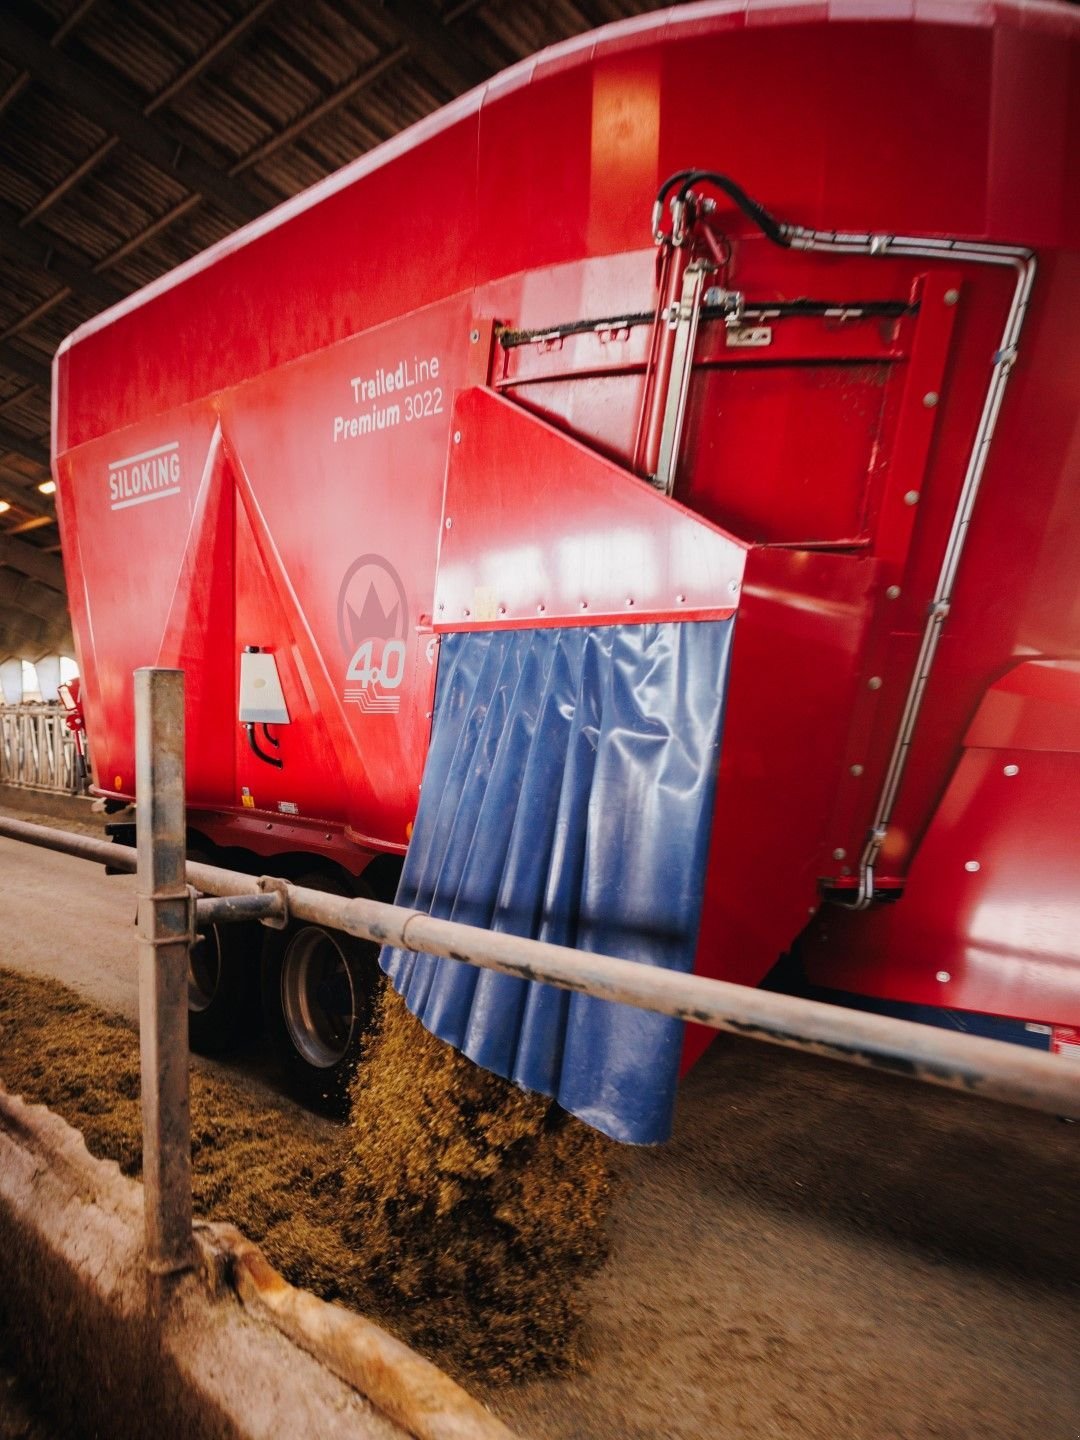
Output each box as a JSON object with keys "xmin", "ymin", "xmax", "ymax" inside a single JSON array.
[{"xmin": 1, "ymin": 811, "xmax": 1075, "ymax": 1120}]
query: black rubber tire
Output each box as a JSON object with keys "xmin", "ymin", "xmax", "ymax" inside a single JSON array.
[
  {"xmin": 260, "ymin": 871, "xmax": 382, "ymax": 1114},
  {"xmin": 187, "ymin": 921, "xmax": 262, "ymax": 1054},
  {"xmin": 187, "ymin": 848, "xmax": 261, "ymax": 1055}
]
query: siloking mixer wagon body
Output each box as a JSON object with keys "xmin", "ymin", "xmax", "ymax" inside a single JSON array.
[{"xmin": 52, "ymin": 1, "xmax": 1080, "ymax": 1139}]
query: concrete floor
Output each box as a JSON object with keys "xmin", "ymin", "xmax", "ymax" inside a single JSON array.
[{"xmin": 1, "ymin": 786, "xmax": 1078, "ymax": 1440}]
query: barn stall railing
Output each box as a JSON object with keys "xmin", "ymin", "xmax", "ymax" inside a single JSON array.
[{"xmin": 0, "ymin": 703, "xmax": 85, "ymax": 794}]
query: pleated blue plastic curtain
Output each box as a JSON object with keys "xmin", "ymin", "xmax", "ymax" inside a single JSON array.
[{"xmin": 380, "ymin": 620, "xmax": 734, "ymax": 1143}]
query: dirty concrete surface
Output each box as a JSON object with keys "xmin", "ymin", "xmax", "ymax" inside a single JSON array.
[{"xmin": 0, "ymin": 786, "xmax": 1078, "ymax": 1439}]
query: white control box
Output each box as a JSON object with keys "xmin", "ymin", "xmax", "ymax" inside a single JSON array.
[{"xmin": 238, "ymin": 650, "xmax": 290, "ymax": 725}]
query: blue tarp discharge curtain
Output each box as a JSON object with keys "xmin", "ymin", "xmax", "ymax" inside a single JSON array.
[{"xmin": 380, "ymin": 620, "xmax": 734, "ymax": 1144}]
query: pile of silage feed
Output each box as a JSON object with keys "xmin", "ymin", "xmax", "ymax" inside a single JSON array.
[{"xmin": 342, "ymin": 986, "xmax": 614, "ymax": 1381}]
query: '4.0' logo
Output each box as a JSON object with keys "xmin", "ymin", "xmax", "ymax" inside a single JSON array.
[{"xmin": 336, "ymin": 555, "xmax": 409, "ymax": 715}]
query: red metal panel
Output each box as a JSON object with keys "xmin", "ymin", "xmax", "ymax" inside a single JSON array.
[
  {"xmin": 434, "ymin": 388, "xmax": 746, "ymax": 631},
  {"xmin": 964, "ymin": 661, "xmax": 1080, "ymax": 754},
  {"xmin": 52, "ymin": 405, "xmax": 223, "ymax": 800},
  {"xmin": 690, "ymin": 547, "xmax": 879, "ymax": 993},
  {"xmin": 680, "ymin": 361, "xmax": 895, "ymax": 544},
  {"xmin": 803, "ymin": 746, "xmax": 1080, "ymax": 1027},
  {"xmin": 62, "ymin": 292, "xmax": 474, "ymax": 861}
]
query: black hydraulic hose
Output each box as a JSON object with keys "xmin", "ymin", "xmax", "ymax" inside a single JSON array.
[
  {"xmin": 246, "ymin": 722, "xmax": 282, "ymax": 768},
  {"xmin": 657, "ymin": 169, "xmax": 792, "ymax": 248},
  {"xmin": 651, "ymin": 168, "xmax": 700, "ymax": 235},
  {"xmin": 655, "ymin": 169, "xmax": 699, "ymax": 206}
]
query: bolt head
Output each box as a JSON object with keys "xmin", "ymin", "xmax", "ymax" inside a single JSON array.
[
  {"xmin": 469, "ymin": 328, "xmax": 480, "ymax": 343},
  {"xmin": 964, "ymin": 860, "xmax": 981, "ymax": 873},
  {"xmin": 453, "ymin": 430, "xmax": 462, "ymax": 444},
  {"xmin": 445, "ymin": 517, "xmax": 453, "ymax": 529},
  {"xmin": 886, "ymin": 584, "xmax": 901, "ymax": 600},
  {"xmin": 1003, "ymin": 763, "xmax": 1019, "ymax": 777},
  {"xmin": 903, "ymin": 490, "xmax": 920, "ymax": 506},
  {"xmin": 936, "ymin": 970, "xmax": 951, "ymax": 983},
  {"xmin": 868, "ymin": 676, "xmax": 883, "ymax": 691},
  {"xmin": 944, "ymin": 288, "xmax": 960, "ymax": 306},
  {"xmin": 832, "ymin": 847, "xmax": 846, "ymax": 861},
  {"xmin": 850, "ymin": 764, "xmax": 864, "ymax": 777},
  {"xmin": 923, "ymin": 391, "xmax": 939, "ymax": 408}
]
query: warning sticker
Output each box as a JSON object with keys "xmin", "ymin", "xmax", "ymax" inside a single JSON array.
[{"xmin": 1050, "ymin": 1026, "xmax": 1080, "ymax": 1062}]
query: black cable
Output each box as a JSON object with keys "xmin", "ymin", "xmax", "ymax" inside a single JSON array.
[
  {"xmin": 654, "ymin": 169, "xmax": 792, "ymax": 248},
  {"xmin": 497, "ymin": 299, "xmax": 914, "ymax": 350},
  {"xmin": 246, "ymin": 723, "xmax": 282, "ymax": 768},
  {"xmin": 653, "ymin": 169, "xmax": 700, "ymax": 210}
]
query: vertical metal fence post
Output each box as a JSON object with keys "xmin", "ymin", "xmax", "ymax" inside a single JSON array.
[{"xmin": 134, "ymin": 667, "xmax": 196, "ymax": 1285}]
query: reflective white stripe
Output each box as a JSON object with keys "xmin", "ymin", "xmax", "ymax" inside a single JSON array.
[{"xmin": 110, "ymin": 485, "xmax": 181, "ymax": 511}]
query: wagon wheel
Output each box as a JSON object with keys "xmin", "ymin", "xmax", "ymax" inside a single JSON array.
[
  {"xmin": 260, "ymin": 870, "xmax": 382, "ymax": 1114},
  {"xmin": 187, "ymin": 849, "xmax": 261, "ymax": 1055}
]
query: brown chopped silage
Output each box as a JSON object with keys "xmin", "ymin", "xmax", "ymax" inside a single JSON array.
[
  {"xmin": 0, "ymin": 967, "xmax": 612, "ymax": 1383},
  {"xmin": 343, "ymin": 987, "xmax": 613, "ymax": 1379}
]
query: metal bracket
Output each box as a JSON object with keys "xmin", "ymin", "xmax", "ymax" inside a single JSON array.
[
  {"xmin": 136, "ymin": 885, "xmax": 199, "ymax": 946},
  {"xmin": 256, "ymin": 875, "xmax": 291, "ymax": 929},
  {"xmin": 726, "ymin": 325, "xmax": 772, "ymax": 348}
]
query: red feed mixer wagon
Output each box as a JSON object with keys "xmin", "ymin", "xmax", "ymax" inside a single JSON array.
[{"xmin": 51, "ymin": 1, "xmax": 1080, "ymax": 1139}]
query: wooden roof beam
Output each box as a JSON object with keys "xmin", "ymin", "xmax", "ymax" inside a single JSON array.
[
  {"xmin": 22, "ymin": 0, "xmax": 287, "ymax": 230},
  {"xmin": 0, "ymin": 468, "xmax": 50, "ymax": 518},
  {"xmin": 0, "ymin": 343, "xmax": 51, "ymax": 391},
  {"xmin": 0, "ymin": 531, "xmax": 65, "ymax": 590},
  {"xmin": 375, "ymin": 0, "xmax": 490, "ymax": 94},
  {"xmin": 0, "ymin": 9, "xmax": 267, "ymax": 227},
  {"xmin": 0, "ymin": 202, "xmax": 124, "ymax": 309},
  {"xmin": 0, "ymin": 420, "xmax": 50, "ymax": 472}
]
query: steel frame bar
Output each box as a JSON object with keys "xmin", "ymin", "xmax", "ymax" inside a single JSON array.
[{"xmin": 133, "ymin": 667, "xmax": 196, "ymax": 1282}]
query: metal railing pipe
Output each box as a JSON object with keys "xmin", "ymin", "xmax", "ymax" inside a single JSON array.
[
  {"xmin": 272, "ymin": 889, "xmax": 1080, "ymax": 1120},
  {"xmin": 0, "ymin": 813, "xmax": 136, "ymax": 869},
  {"xmin": 0, "ymin": 812, "xmax": 1076, "ymax": 1121}
]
